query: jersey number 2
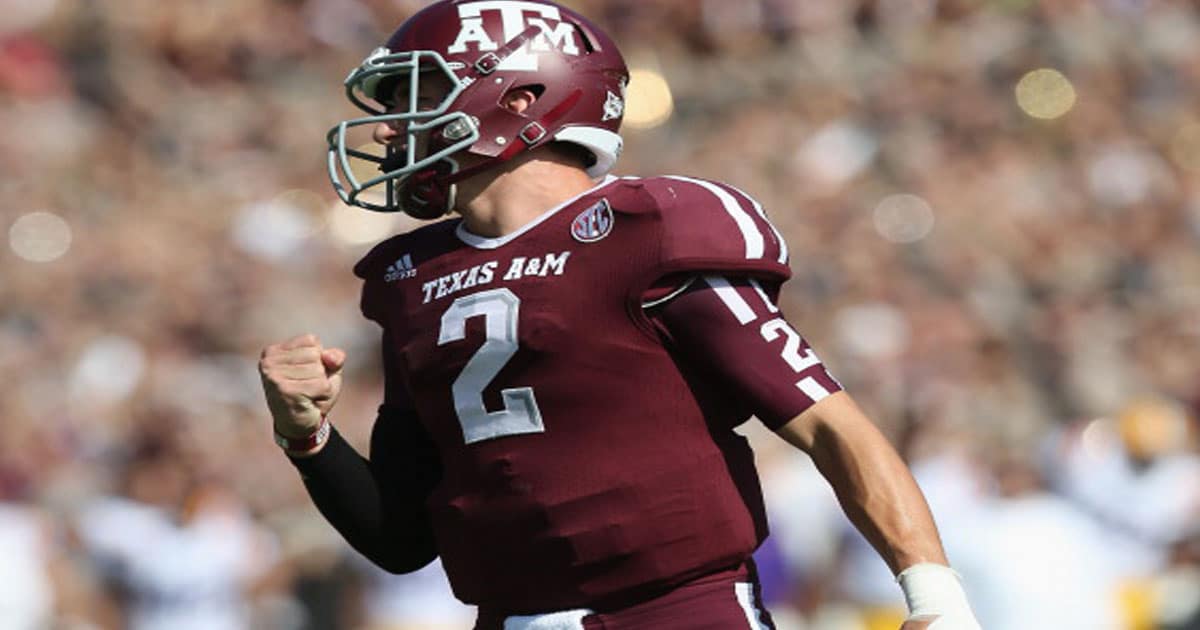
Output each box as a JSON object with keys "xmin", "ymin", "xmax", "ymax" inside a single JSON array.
[{"xmin": 438, "ymin": 288, "xmax": 545, "ymax": 444}]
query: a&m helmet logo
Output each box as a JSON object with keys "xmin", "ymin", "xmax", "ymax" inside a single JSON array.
[
  {"xmin": 571, "ymin": 199, "xmax": 613, "ymax": 243},
  {"xmin": 448, "ymin": 1, "xmax": 581, "ymax": 72}
]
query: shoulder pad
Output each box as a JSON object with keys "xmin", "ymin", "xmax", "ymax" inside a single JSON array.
[{"xmin": 636, "ymin": 175, "xmax": 791, "ymax": 282}]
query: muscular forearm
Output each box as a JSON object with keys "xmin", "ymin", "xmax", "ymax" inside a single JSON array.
[
  {"xmin": 778, "ymin": 392, "xmax": 946, "ymax": 574},
  {"xmin": 289, "ymin": 428, "xmax": 438, "ymax": 573}
]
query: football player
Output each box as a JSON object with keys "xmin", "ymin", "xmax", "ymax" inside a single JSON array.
[{"xmin": 259, "ymin": 1, "xmax": 982, "ymax": 628}]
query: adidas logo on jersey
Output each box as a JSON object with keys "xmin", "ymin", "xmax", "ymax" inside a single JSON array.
[{"xmin": 385, "ymin": 254, "xmax": 417, "ymax": 282}]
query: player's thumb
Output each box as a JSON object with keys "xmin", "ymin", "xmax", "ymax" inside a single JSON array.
[
  {"xmin": 315, "ymin": 348, "xmax": 346, "ymax": 411},
  {"xmin": 321, "ymin": 348, "xmax": 346, "ymax": 376}
]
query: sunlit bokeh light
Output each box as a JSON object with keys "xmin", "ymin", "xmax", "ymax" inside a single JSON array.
[
  {"xmin": 1079, "ymin": 417, "xmax": 1114, "ymax": 460},
  {"xmin": 1087, "ymin": 147, "xmax": 1155, "ymax": 207},
  {"xmin": 1015, "ymin": 68, "xmax": 1077, "ymax": 120},
  {"xmin": 69, "ymin": 335, "xmax": 146, "ymax": 406},
  {"xmin": 327, "ymin": 199, "xmax": 400, "ymax": 245},
  {"xmin": 9, "ymin": 211, "xmax": 72, "ymax": 262},
  {"xmin": 623, "ymin": 68, "xmax": 674, "ymax": 130},
  {"xmin": 275, "ymin": 188, "xmax": 328, "ymax": 218},
  {"xmin": 834, "ymin": 303, "xmax": 911, "ymax": 359},
  {"xmin": 232, "ymin": 190, "xmax": 324, "ymax": 262},
  {"xmin": 794, "ymin": 120, "xmax": 878, "ymax": 187},
  {"xmin": 873, "ymin": 194, "xmax": 935, "ymax": 243},
  {"xmin": 1169, "ymin": 122, "xmax": 1200, "ymax": 172}
]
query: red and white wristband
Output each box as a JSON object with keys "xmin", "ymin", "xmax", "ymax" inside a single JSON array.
[{"xmin": 274, "ymin": 415, "xmax": 332, "ymax": 455}]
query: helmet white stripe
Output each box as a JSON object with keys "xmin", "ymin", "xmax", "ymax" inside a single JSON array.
[{"xmin": 665, "ymin": 176, "xmax": 764, "ymax": 259}]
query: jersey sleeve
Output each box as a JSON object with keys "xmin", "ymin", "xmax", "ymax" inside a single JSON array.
[
  {"xmin": 649, "ymin": 274, "xmax": 843, "ymax": 430},
  {"xmin": 639, "ymin": 176, "xmax": 792, "ymax": 291}
]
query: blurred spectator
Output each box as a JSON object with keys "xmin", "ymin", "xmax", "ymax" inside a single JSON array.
[
  {"xmin": 74, "ymin": 430, "xmax": 282, "ymax": 630},
  {"xmin": 353, "ymin": 557, "xmax": 477, "ymax": 630},
  {"xmin": 948, "ymin": 449, "xmax": 1124, "ymax": 630},
  {"xmin": 0, "ymin": 502, "xmax": 55, "ymax": 630},
  {"xmin": 1049, "ymin": 399, "xmax": 1200, "ymax": 574}
]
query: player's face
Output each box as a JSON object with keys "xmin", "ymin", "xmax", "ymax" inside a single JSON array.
[{"xmin": 371, "ymin": 71, "xmax": 456, "ymax": 155}]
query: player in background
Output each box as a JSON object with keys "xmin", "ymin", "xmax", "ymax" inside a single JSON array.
[{"xmin": 259, "ymin": 1, "xmax": 982, "ymax": 628}]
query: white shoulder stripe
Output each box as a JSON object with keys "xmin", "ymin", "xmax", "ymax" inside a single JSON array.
[
  {"xmin": 727, "ymin": 183, "xmax": 789, "ymax": 265},
  {"xmin": 704, "ymin": 275, "xmax": 756, "ymax": 325},
  {"xmin": 665, "ymin": 176, "xmax": 765, "ymax": 259},
  {"xmin": 735, "ymin": 582, "xmax": 771, "ymax": 630}
]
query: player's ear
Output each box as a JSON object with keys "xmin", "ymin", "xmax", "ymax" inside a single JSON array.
[{"xmin": 502, "ymin": 87, "xmax": 539, "ymax": 114}]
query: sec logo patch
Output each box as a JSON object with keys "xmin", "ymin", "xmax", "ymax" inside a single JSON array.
[{"xmin": 571, "ymin": 199, "xmax": 614, "ymax": 243}]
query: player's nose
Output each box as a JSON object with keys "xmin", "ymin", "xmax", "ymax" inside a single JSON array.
[{"xmin": 373, "ymin": 121, "xmax": 400, "ymax": 145}]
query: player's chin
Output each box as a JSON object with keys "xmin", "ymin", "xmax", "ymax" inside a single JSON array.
[{"xmin": 900, "ymin": 615, "xmax": 939, "ymax": 630}]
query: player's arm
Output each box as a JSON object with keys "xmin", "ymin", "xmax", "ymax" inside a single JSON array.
[
  {"xmin": 651, "ymin": 276, "xmax": 980, "ymax": 629},
  {"xmin": 259, "ymin": 333, "xmax": 440, "ymax": 574},
  {"xmin": 777, "ymin": 396, "xmax": 979, "ymax": 630},
  {"xmin": 777, "ymin": 393, "xmax": 946, "ymax": 572}
]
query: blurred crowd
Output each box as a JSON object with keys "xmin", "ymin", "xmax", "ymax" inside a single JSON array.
[{"xmin": 2, "ymin": 0, "xmax": 1199, "ymax": 629}]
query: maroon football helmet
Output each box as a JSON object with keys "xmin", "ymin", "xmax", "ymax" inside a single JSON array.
[{"xmin": 327, "ymin": 0, "xmax": 629, "ymax": 218}]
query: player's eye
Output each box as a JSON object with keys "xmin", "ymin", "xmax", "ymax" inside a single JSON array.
[
  {"xmin": 374, "ymin": 68, "xmax": 452, "ymax": 113},
  {"xmin": 372, "ymin": 75, "xmax": 409, "ymax": 110},
  {"xmin": 415, "ymin": 93, "xmax": 441, "ymax": 111}
]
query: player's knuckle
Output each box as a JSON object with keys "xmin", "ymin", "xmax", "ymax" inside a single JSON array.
[{"xmin": 288, "ymin": 348, "xmax": 315, "ymax": 364}]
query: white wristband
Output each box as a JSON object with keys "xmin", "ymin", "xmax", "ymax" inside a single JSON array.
[{"xmin": 897, "ymin": 563, "xmax": 978, "ymax": 624}]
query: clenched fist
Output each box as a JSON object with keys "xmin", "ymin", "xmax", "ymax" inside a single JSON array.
[{"xmin": 259, "ymin": 334, "xmax": 346, "ymax": 440}]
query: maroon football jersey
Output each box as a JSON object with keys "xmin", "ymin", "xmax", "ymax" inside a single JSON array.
[{"xmin": 354, "ymin": 175, "xmax": 791, "ymax": 613}]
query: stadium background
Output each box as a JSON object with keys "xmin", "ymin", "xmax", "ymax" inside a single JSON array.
[{"xmin": 2, "ymin": 0, "xmax": 1199, "ymax": 628}]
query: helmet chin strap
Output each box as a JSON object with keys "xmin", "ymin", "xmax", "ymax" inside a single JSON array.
[
  {"xmin": 405, "ymin": 87, "xmax": 583, "ymax": 217},
  {"xmin": 399, "ymin": 159, "xmax": 457, "ymax": 219}
]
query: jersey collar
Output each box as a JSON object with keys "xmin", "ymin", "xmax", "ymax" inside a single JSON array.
[{"xmin": 455, "ymin": 175, "xmax": 619, "ymax": 250}]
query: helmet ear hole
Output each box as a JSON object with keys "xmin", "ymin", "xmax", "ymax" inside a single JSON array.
[
  {"xmin": 503, "ymin": 84, "xmax": 545, "ymax": 114},
  {"xmin": 510, "ymin": 84, "xmax": 546, "ymax": 99}
]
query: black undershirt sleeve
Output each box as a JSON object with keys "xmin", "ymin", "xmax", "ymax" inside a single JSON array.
[{"xmin": 286, "ymin": 333, "xmax": 443, "ymax": 574}]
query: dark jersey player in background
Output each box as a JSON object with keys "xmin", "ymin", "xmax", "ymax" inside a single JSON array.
[{"xmin": 258, "ymin": 2, "xmax": 982, "ymax": 628}]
